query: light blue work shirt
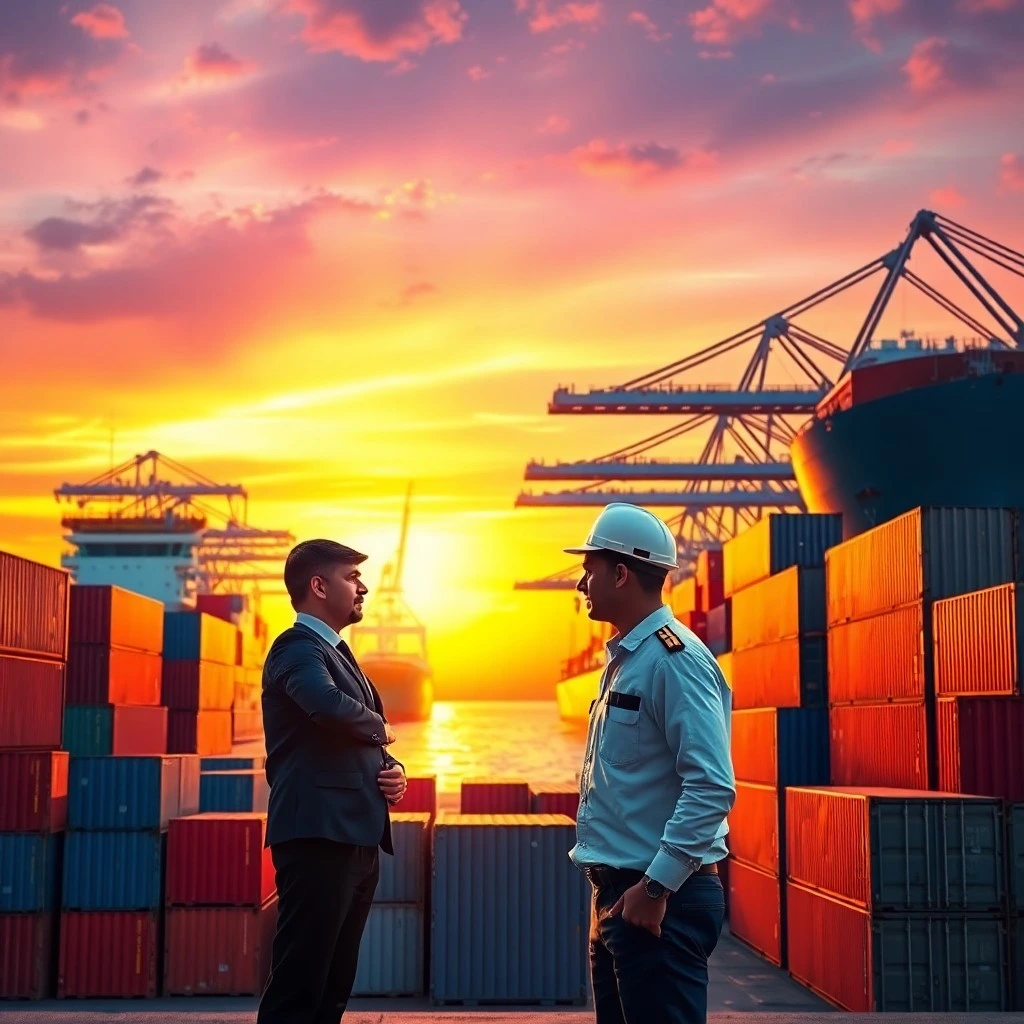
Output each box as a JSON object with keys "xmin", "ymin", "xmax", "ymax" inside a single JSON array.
[
  {"xmin": 569, "ymin": 604, "xmax": 736, "ymax": 891},
  {"xmin": 295, "ymin": 612, "xmax": 341, "ymax": 646}
]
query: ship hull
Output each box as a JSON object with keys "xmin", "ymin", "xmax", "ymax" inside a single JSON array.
[
  {"xmin": 360, "ymin": 655, "xmax": 433, "ymax": 722},
  {"xmin": 556, "ymin": 667, "xmax": 603, "ymax": 725},
  {"xmin": 791, "ymin": 372, "xmax": 1024, "ymax": 538}
]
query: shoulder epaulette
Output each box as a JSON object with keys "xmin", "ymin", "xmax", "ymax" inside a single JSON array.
[{"xmin": 655, "ymin": 626, "xmax": 685, "ymax": 653}]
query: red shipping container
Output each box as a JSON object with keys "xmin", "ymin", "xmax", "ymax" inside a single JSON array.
[
  {"xmin": 195, "ymin": 593, "xmax": 248, "ymax": 625},
  {"xmin": 164, "ymin": 898, "xmax": 277, "ymax": 995},
  {"xmin": 934, "ymin": 583, "xmax": 1022, "ymax": 697},
  {"xmin": 167, "ymin": 709, "xmax": 233, "ymax": 756},
  {"xmin": 829, "ymin": 702, "xmax": 930, "ymax": 790},
  {"xmin": 531, "ymin": 784, "xmax": 580, "ymax": 819},
  {"xmin": 727, "ymin": 858, "xmax": 783, "ymax": 967},
  {"xmin": 678, "ymin": 609, "xmax": 708, "ymax": 642},
  {"xmin": 396, "ymin": 776, "xmax": 437, "ymax": 817},
  {"xmin": 0, "ymin": 751, "xmax": 69, "ymax": 832},
  {"xmin": 460, "ymin": 779, "xmax": 532, "ymax": 814},
  {"xmin": 937, "ymin": 697, "xmax": 1024, "ymax": 801},
  {"xmin": 161, "ymin": 660, "xmax": 234, "ymax": 710},
  {"xmin": 0, "ymin": 655, "xmax": 64, "ymax": 749},
  {"xmin": 727, "ymin": 782, "xmax": 780, "ymax": 875},
  {"xmin": 0, "ymin": 550, "xmax": 69, "ymax": 662},
  {"xmin": 58, "ymin": 911, "xmax": 160, "ymax": 998},
  {"xmin": 827, "ymin": 604, "xmax": 927, "ymax": 704},
  {"xmin": 69, "ymin": 585, "xmax": 163, "ymax": 654},
  {"xmin": 0, "ymin": 912, "xmax": 53, "ymax": 999},
  {"xmin": 166, "ymin": 813, "xmax": 275, "ymax": 906},
  {"xmin": 697, "ymin": 548, "xmax": 724, "ymax": 613},
  {"xmin": 66, "ymin": 645, "xmax": 162, "ymax": 705},
  {"xmin": 68, "ymin": 704, "xmax": 168, "ymax": 756}
]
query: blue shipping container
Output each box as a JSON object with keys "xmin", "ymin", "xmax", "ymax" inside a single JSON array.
[
  {"xmin": 353, "ymin": 905, "xmax": 424, "ymax": 996},
  {"xmin": 163, "ymin": 611, "xmax": 235, "ymax": 664},
  {"xmin": 199, "ymin": 770, "xmax": 270, "ymax": 813},
  {"xmin": 431, "ymin": 814, "xmax": 589, "ymax": 1005},
  {"xmin": 69, "ymin": 756, "xmax": 181, "ymax": 831},
  {"xmin": 62, "ymin": 706, "xmax": 114, "ymax": 757},
  {"xmin": 376, "ymin": 814, "xmax": 430, "ymax": 904},
  {"xmin": 63, "ymin": 830, "xmax": 164, "ymax": 910},
  {"xmin": 730, "ymin": 708, "xmax": 830, "ymax": 788},
  {"xmin": 200, "ymin": 755, "xmax": 266, "ymax": 771},
  {"xmin": 0, "ymin": 834, "xmax": 59, "ymax": 912}
]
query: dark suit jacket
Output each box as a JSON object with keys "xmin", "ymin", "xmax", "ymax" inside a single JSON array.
[{"xmin": 262, "ymin": 622, "xmax": 398, "ymax": 853}]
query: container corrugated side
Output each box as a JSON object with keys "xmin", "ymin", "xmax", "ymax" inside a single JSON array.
[
  {"xmin": 163, "ymin": 611, "xmax": 237, "ymax": 666},
  {"xmin": 697, "ymin": 548, "xmax": 724, "ymax": 613},
  {"xmin": 460, "ymin": 779, "xmax": 532, "ymax": 814},
  {"xmin": 164, "ymin": 898, "xmax": 277, "ymax": 995},
  {"xmin": 399, "ymin": 777, "xmax": 437, "ymax": 818},
  {"xmin": 727, "ymin": 782, "xmax": 780, "ymax": 875},
  {"xmin": 0, "ymin": 912, "xmax": 53, "ymax": 999},
  {"xmin": 726, "ymin": 858, "xmax": 783, "ymax": 967},
  {"xmin": 0, "ymin": 751, "xmax": 69, "ymax": 832},
  {"xmin": 0, "ymin": 655, "xmax": 64, "ymax": 749},
  {"xmin": 430, "ymin": 814, "xmax": 589, "ymax": 1005},
  {"xmin": 167, "ymin": 709, "xmax": 232, "ymax": 756},
  {"xmin": 730, "ymin": 566, "xmax": 826, "ymax": 651},
  {"xmin": 175, "ymin": 754, "xmax": 201, "ymax": 816},
  {"xmin": 723, "ymin": 514, "xmax": 842, "ymax": 598},
  {"xmin": 785, "ymin": 787, "xmax": 1004, "ymax": 912},
  {"xmin": 165, "ymin": 813, "xmax": 274, "ymax": 906},
  {"xmin": 937, "ymin": 698, "xmax": 1024, "ymax": 802},
  {"xmin": 730, "ymin": 708, "xmax": 829, "ymax": 788},
  {"xmin": 829, "ymin": 702, "xmax": 931, "ymax": 790},
  {"xmin": 66, "ymin": 645, "xmax": 162, "ymax": 706},
  {"xmin": 231, "ymin": 709, "xmax": 263, "ymax": 742},
  {"xmin": 161, "ymin": 660, "xmax": 235, "ymax": 710},
  {"xmin": 0, "ymin": 834, "xmax": 59, "ymax": 912},
  {"xmin": 68, "ymin": 756, "xmax": 180, "ymax": 831},
  {"xmin": 1013, "ymin": 915, "xmax": 1023, "ymax": 1012},
  {"xmin": 69, "ymin": 585, "xmax": 164, "ymax": 653},
  {"xmin": 57, "ymin": 910, "xmax": 159, "ymax": 998},
  {"xmin": 730, "ymin": 636, "xmax": 827, "ymax": 710},
  {"xmin": 934, "ymin": 583, "xmax": 1022, "ymax": 697},
  {"xmin": 353, "ymin": 905, "xmax": 424, "ymax": 996},
  {"xmin": 377, "ymin": 814, "xmax": 430, "ymax": 904},
  {"xmin": 0, "ymin": 550, "xmax": 69, "ymax": 661},
  {"xmin": 62, "ymin": 831, "xmax": 164, "ymax": 910},
  {"xmin": 62, "ymin": 705, "xmax": 167, "ymax": 757},
  {"xmin": 531, "ymin": 786, "xmax": 580, "ymax": 819},
  {"xmin": 827, "ymin": 604, "xmax": 927, "ymax": 704},
  {"xmin": 825, "ymin": 506, "xmax": 1018, "ymax": 627},
  {"xmin": 786, "ymin": 882, "xmax": 1008, "ymax": 1013},
  {"xmin": 705, "ymin": 599, "xmax": 732, "ymax": 656},
  {"xmin": 1010, "ymin": 804, "xmax": 1023, "ymax": 913},
  {"xmin": 199, "ymin": 770, "xmax": 270, "ymax": 813}
]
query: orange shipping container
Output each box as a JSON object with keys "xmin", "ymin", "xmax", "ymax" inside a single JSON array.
[
  {"xmin": 727, "ymin": 858, "xmax": 783, "ymax": 966},
  {"xmin": 66, "ymin": 645, "xmax": 162, "ymax": 705},
  {"xmin": 727, "ymin": 782, "xmax": 780, "ymax": 876},
  {"xmin": 69, "ymin": 585, "xmax": 163, "ymax": 653},
  {"xmin": 167, "ymin": 709, "xmax": 232, "ymax": 756},
  {"xmin": 829, "ymin": 702, "xmax": 930, "ymax": 790}
]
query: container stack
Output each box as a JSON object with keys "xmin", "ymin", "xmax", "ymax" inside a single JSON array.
[
  {"xmin": 430, "ymin": 813, "xmax": 589, "ymax": 1006},
  {"xmin": 63, "ymin": 585, "xmax": 166, "ymax": 757},
  {"xmin": 197, "ymin": 754, "xmax": 268, "ymax": 813},
  {"xmin": 785, "ymin": 787, "xmax": 1010, "ymax": 1012},
  {"xmin": 825, "ymin": 507, "xmax": 1020, "ymax": 790},
  {"xmin": 460, "ymin": 778, "xmax": 532, "ymax": 813},
  {"xmin": 352, "ymin": 812, "xmax": 432, "ymax": 997},
  {"xmin": 531, "ymin": 783, "xmax": 580, "ymax": 819},
  {"xmin": 163, "ymin": 813, "xmax": 277, "ymax": 996},
  {"xmin": 162, "ymin": 612, "xmax": 237, "ymax": 757},
  {"xmin": 0, "ymin": 550, "xmax": 69, "ymax": 1000},
  {"xmin": 669, "ymin": 574, "xmax": 706, "ymax": 641},
  {"xmin": 58, "ymin": 755, "xmax": 199, "ymax": 997}
]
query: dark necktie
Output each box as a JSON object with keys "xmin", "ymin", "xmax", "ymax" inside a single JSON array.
[{"xmin": 335, "ymin": 638, "xmax": 374, "ymax": 707}]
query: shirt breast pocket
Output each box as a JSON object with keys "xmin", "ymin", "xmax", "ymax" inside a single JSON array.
[{"xmin": 599, "ymin": 692, "xmax": 642, "ymax": 767}]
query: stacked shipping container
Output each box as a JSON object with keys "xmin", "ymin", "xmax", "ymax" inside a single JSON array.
[
  {"xmin": 63, "ymin": 586, "xmax": 166, "ymax": 756},
  {"xmin": 0, "ymin": 551, "xmax": 69, "ymax": 1000}
]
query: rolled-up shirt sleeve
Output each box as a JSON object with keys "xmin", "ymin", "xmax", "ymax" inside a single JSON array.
[{"xmin": 645, "ymin": 655, "xmax": 736, "ymax": 891}]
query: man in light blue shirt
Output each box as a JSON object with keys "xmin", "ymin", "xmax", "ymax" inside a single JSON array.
[{"xmin": 564, "ymin": 503, "xmax": 735, "ymax": 1024}]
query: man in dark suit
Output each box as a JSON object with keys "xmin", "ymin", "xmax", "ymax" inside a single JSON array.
[{"xmin": 257, "ymin": 538, "xmax": 408, "ymax": 1024}]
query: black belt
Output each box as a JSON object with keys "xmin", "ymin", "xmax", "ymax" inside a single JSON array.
[{"xmin": 585, "ymin": 863, "xmax": 718, "ymax": 888}]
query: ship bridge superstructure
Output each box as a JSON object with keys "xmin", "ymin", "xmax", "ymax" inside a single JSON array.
[{"xmin": 515, "ymin": 209, "xmax": 1024, "ymax": 589}]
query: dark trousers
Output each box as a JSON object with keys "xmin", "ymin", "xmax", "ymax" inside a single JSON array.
[
  {"xmin": 257, "ymin": 838, "xmax": 379, "ymax": 1024},
  {"xmin": 589, "ymin": 867, "xmax": 726, "ymax": 1024}
]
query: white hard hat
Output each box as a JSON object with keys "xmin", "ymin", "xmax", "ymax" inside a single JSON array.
[{"xmin": 565, "ymin": 503, "xmax": 679, "ymax": 570}]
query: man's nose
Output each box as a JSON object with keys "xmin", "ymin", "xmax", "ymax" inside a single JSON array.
[{"xmin": 576, "ymin": 576, "xmax": 587, "ymax": 594}]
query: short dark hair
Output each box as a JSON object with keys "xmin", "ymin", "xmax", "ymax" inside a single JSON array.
[
  {"xmin": 593, "ymin": 550, "xmax": 668, "ymax": 596},
  {"xmin": 284, "ymin": 539, "xmax": 367, "ymax": 608}
]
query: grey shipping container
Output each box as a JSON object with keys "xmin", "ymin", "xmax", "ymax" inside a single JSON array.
[
  {"xmin": 786, "ymin": 787, "xmax": 1004, "ymax": 913},
  {"xmin": 352, "ymin": 905, "xmax": 424, "ymax": 997},
  {"xmin": 730, "ymin": 566, "xmax": 826, "ymax": 652},
  {"xmin": 1014, "ymin": 915, "xmax": 1023, "ymax": 1012},
  {"xmin": 723, "ymin": 513, "xmax": 842, "ymax": 598},
  {"xmin": 1010, "ymin": 804, "xmax": 1024, "ymax": 913},
  {"xmin": 825, "ymin": 506, "xmax": 1019, "ymax": 627},
  {"xmin": 730, "ymin": 636, "xmax": 827, "ymax": 710},
  {"xmin": 376, "ymin": 813, "xmax": 430, "ymax": 904},
  {"xmin": 431, "ymin": 814, "xmax": 589, "ymax": 1005}
]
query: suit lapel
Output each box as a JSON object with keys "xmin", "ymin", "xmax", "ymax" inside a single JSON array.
[{"xmin": 297, "ymin": 624, "xmax": 373, "ymax": 708}]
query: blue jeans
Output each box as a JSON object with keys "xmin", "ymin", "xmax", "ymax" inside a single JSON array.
[{"xmin": 589, "ymin": 867, "xmax": 726, "ymax": 1024}]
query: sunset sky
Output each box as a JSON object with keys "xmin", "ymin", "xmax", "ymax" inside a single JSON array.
[{"xmin": 2, "ymin": 0, "xmax": 1023, "ymax": 698}]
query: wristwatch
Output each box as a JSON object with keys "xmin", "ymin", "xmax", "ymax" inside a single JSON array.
[{"xmin": 642, "ymin": 875, "xmax": 668, "ymax": 900}]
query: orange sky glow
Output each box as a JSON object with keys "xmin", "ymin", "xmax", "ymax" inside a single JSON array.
[{"xmin": 1, "ymin": 0, "xmax": 1023, "ymax": 697}]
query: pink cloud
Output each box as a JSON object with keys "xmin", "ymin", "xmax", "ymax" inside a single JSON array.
[
  {"xmin": 467, "ymin": 64, "xmax": 490, "ymax": 80},
  {"xmin": 848, "ymin": 0, "xmax": 902, "ymax": 26},
  {"xmin": 903, "ymin": 37, "xmax": 951, "ymax": 92},
  {"xmin": 628, "ymin": 10, "xmax": 670, "ymax": 42},
  {"xmin": 930, "ymin": 185, "xmax": 967, "ymax": 207},
  {"xmin": 999, "ymin": 153, "xmax": 1024, "ymax": 191},
  {"xmin": 70, "ymin": 4, "xmax": 129, "ymax": 40},
  {"xmin": 880, "ymin": 138, "xmax": 915, "ymax": 155},
  {"xmin": 515, "ymin": 1, "xmax": 603, "ymax": 33},
  {"xmin": 184, "ymin": 42, "xmax": 256, "ymax": 79},
  {"xmin": 538, "ymin": 114, "xmax": 570, "ymax": 135},
  {"xmin": 689, "ymin": 0, "xmax": 801, "ymax": 46},
  {"xmin": 573, "ymin": 139, "xmax": 719, "ymax": 185},
  {"xmin": 281, "ymin": 0, "xmax": 467, "ymax": 62}
]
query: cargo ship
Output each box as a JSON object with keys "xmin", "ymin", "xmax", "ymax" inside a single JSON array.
[
  {"xmin": 791, "ymin": 334, "xmax": 1024, "ymax": 539},
  {"xmin": 349, "ymin": 485, "xmax": 433, "ymax": 722}
]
